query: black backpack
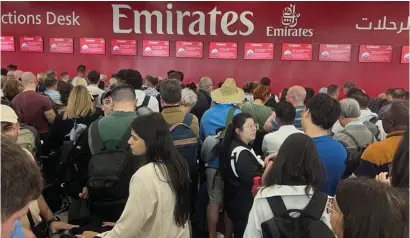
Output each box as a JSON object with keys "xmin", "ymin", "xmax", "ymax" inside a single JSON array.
[
  {"xmin": 261, "ymin": 191, "xmax": 334, "ymax": 238},
  {"xmin": 368, "ymin": 117, "xmax": 381, "ymax": 141},
  {"xmin": 60, "ymin": 120, "xmax": 93, "ymax": 198},
  {"xmin": 87, "ymin": 121, "xmax": 135, "ymax": 220},
  {"xmin": 136, "ymin": 95, "xmax": 150, "ymax": 110},
  {"xmin": 339, "ymin": 131, "xmax": 371, "ymax": 178}
]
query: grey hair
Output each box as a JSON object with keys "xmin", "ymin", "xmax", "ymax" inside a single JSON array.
[
  {"xmin": 160, "ymin": 79, "xmax": 182, "ymax": 104},
  {"xmin": 181, "ymin": 88, "xmax": 198, "ymax": 108},
  {"xmin": 198, "ymin": 77, "xmax": 213, "ymax": 91},
  {"xmin": 340, "ymin": 98, "xmax": 361, "ymax": 118}
]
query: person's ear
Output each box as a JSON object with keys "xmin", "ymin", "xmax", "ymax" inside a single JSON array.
[
  {"xmin": 235, "ymin": 127, "xmax": 242, "ymax": 135},
  {"xmin": 302, "ymin": 108, "xmax": 310, "ymax": 117}
]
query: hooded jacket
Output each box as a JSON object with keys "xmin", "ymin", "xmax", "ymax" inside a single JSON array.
[{"xmin": 332, "ymin": 108, "xmax": 386, "ymax": 141}]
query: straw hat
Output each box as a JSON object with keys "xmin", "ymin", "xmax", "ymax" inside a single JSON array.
[{"xmin": 211, "ymin": 78, "xmax": 245, "ymax": 104}]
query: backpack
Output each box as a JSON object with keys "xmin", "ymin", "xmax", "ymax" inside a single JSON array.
[
  {"xmin": 339, "ymin": 131, "xmax": 371, "ymax": 178},
  {"xmin": 366, "ymin": 117, "xmax": 381, "ymax": 141},
  {"xmin": 261, "ymin": 191, "xmax": 334, "ymax": 238},
  {"xmin": 201, "ymin": 107, "xmax": 236, "ymax": 163},
  {"xmin": 136, "ymin": 95, "xmax": 150, "ymax": 110},
  {"xmin": 169, "ymin": 113, "xmax": 201, "ymax": 218},
  {"xmin": 60, "ymin": 120, "xmax": 92, "ymax": 198},
  {"xmin": 170, "ymin": 113, "xmax": 200, "ymax": 178},
  {"xmin": 87, "ymin": 120, "xmax": 134, "ymax": 219},
  {"xmin": 17, "ymin": 124, "xmax": 38, "ymax": 155}
]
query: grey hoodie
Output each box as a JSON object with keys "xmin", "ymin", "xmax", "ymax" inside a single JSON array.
[{"xmin": 332, "ymin": 109, "xmax": 386, "ymax": 141}]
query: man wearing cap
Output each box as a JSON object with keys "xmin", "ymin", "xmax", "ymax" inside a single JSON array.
[
  {"xmin": 1, "ymin": 104, "xmax": 20, "ymax": 141},
  {"xmin": 114, "ymin": 69, "xmax": 159, "ymax": 112},
  {"xmin": 200, "ymin": 78, "xmax": 243, "ymax": 238},
  {"xmin": 12, "ymin": 72, "xmax": 55, "ymax": 139}
]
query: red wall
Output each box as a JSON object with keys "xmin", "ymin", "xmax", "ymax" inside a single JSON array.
[{"xmin": 1, "ymin": 1, "xmax": 409, "ymax": 96}]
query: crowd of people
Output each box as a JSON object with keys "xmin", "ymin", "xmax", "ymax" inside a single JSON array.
[{"xmin": 1, "ymin": 63, "xmax": 409, "ymax": 238}]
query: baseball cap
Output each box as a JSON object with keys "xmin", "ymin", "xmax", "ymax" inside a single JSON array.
[{"xmin": 1, "ymin": 105, "xmax": 18, "ymax": 123}]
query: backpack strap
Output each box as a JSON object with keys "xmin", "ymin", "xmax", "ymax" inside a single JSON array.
[
  {"xmin": 142, "ymin": 95, "xmax": 150, "ymax": 107},
  {"xmin": 225, "ymin": 107, "xmax": 236, "ymax": 128},
  {"xmin": 90, "ymin": 119, "xmax": 105, "ymax": 152},
  {"xmin": 369, "ymin": 117, "xmax": 381, "ymax": 140},
  {"xmin": 369, "ymin": 117, "xmax": 378, "ymax": 124},
  {"xmin": 26, "ymin": 209, "xmax": 37, "ymax": 231},
  {"xmin": 341, "ymin": 131, "xmax": 361, "ymax": 149},
  {"xmin": 266, "ymin": 196, "xmax": 289, "ymax": 217},
  {"xmin": 249, "ymin": 103, "xmax": 263, "ymax": 130},
  {"xmin": 230, "ymin": 146, "xmax": 264, "ymax": 177},
  {"xmin": 230, "ymin": 146, "xmax": 250, "ymax": 177},
  {"xmin": 117, "ymin": 127, "xmax": 132, "ymax": 150},
  {"xmin": 301, "ymin": 191, "xmax": 328, "ymax": 220},
  {"xmin": 183, "ymin": 113, "xmax": 194, "ymax": 126}
]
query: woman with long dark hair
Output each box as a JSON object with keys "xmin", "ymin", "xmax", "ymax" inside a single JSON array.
[
  {"xmin": 331, "ymin": 178, "xmax": 408, "ymax": 238},
  {"xmin": 81, "ymin": 113, "xmax": 191, "ymax": 238},
  {"xmin": 220, "ymin": 112, "xmax": 265, "ymax": 238},
  {"xmin": 244, "ymin": 133, "xmax": 329, "ymax": 237}
]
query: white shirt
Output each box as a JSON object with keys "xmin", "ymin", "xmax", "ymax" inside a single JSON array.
[
  {"xmin": 262, "ymin": 125, "xmax": 304, "ymax": 154},
  {"xmin": 135, "ymin": 89, "xmax": 159, "ymax": 112},
  {"xmin": 87, "ymin": 84, "xmax": 105, "ymax": 96},
  {"xmin": 98, "ymin": 163, "xmax": 190, "ymax": 238},
  {"xmin": 244, "ymin": 185, "xmax": 332, "ymax": 238}
]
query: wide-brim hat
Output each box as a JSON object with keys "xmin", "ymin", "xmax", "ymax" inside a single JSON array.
[{"xmin": 211, "ymin": 78, "xmax": 245, "ymax": 104}]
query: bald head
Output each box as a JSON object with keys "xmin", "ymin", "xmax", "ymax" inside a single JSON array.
[
  {"xmin": 20, "ymin": 72, "xmax": 37, "ymax": 88},
  {"xmin": 287, "ymin": 86, "xmax": 306, "ymax": 106}
]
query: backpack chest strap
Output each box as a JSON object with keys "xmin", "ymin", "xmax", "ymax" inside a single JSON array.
[{"xmin": 230, "ymin": 146, "xmax": 264, "ymax": 177}]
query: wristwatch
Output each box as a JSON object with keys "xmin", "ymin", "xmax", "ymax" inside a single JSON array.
[{"xmin": 47, "ymin": 216, "xmax": 61, "ymax": 227}]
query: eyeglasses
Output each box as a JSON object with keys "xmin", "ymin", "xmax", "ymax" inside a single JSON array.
[{"xmin": 245, "ymin": 123, "xmax": 259, "ymax": 131}]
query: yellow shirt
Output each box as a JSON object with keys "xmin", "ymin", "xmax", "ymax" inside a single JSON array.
[{"xmin": 362, "ymin": 131, "xmax": 405, "ymax": 166}]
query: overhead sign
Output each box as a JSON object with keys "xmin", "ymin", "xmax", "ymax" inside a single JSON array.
[{"xmin": 209, "ymin": 42, "xmax": 238, "ymax": 59}]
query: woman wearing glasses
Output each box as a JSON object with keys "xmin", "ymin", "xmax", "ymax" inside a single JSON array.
[{"xmin": 220, "ymin": 113, "xmax": 265, "ymax": 238}]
